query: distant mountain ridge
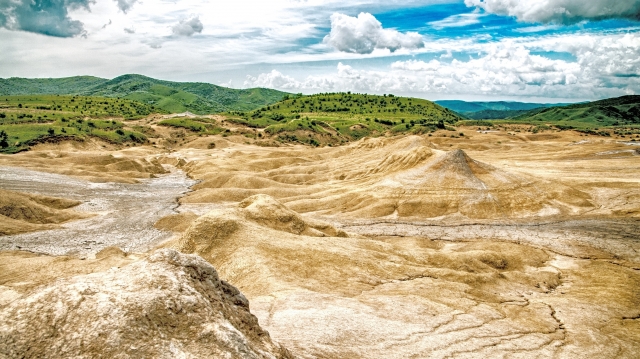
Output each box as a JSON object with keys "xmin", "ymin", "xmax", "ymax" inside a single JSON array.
[
  {"xmin": 0, "ymin": 74, "xmax": 288, "ymax": 114},
  {"xmin": 435, "ymin": 100, "xmax": 574, "ymax": 120},
  {"xmin": 435, "ymin": 100, "xmax": 566, "ymax": 112}
]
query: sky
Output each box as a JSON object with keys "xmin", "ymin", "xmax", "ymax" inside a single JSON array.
[{"xmin": 1, "ymin": 0, "xmax": 640, "ymax": 102}]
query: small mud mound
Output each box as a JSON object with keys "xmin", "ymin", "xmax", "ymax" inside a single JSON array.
[
  {"xmin": 352, "ymin": 139, "xmax": 433, "ymax": 179},
  {"xmin": 239, "ymin": 194, "xmax": 347, "ymax": 237},
  {"xmin": 0, "ymin": 249, "xmax": 292, "ymax": 359},
  {"xmin": 0, "ymin": 189, "xmax": 91, "ymax": 235},
  {"xmin": 0, "ymin": 151, "xmax": 168, "ymax": 183},
  {"xmin": 178, "ymin": 195, "xmax": 346, "ymax": 254},
  {"xmin": 351, "ymin": 136, "xmax": 387, "ymax": 150},
  {"xmin": 240, "ymin": 194, "xmax": 310, "ymax": 235},
  {"xmin": 154, "ymin": 212, "xmax": 199, "ymax": 232},
  {"xmin": 395, "ymin": 149, "xmax": 521, "ymax": 190}
]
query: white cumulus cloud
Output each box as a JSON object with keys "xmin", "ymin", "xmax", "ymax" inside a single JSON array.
[
  {"xmin": 429, "ymin": 10, "xmax": 486, "ymax": 30},
  {"xmin": 245, "ymin": 33, "xmax": 640, "ymax": 100},
  {"xmin": 323, "ymin": 12, "xmax": 424, "ymax": 54},
  {"xmin": 465, "ymin": 0, "xmax": 640, "ymax": 24},
  {"xmin": 172, "ymin": 16, "xmax": 203, "ymax": 37},
  {"xmin": 245, "ymin": 70, "xmax": 299, "ymax": 89}
]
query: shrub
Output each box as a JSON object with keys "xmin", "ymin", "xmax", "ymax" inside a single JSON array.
[{"xmin": 0, "ymin": 130, "xmax": 8, "ymax": 148}]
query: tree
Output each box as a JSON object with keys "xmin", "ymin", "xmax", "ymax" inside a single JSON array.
[
  {"xmin": 0, "ymin": 130, "xmax": 9, "ymax": 148},
  {"xmin": 48, "ymin": 128, "xmax": 55, "ymax": 135}
]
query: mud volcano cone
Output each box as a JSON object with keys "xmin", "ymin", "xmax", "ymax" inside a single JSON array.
[{"xmin": 386, "ymin": 149, "xmax": 593, "ymax": 219}]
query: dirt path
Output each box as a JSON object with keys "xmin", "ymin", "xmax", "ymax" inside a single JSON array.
[{"xmin": 0, "ymin": 166, "xmax": 196, "ymax": 256}]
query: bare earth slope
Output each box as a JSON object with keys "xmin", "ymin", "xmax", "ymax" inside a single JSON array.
[
  {"xmin": 180, "ymin": 135, "xmax": 597, "ymax": 220},
  {"xmin": 0, "ymin": 249, "xmax": 292, "ymax": 359},
  {"xmin": 0, "ymin": 189, "xmax": 91, "ymax": 235},
  {"xmin": 1, "ymin": 128, "xmax": 639, "ymax": 358},
  {"xmin": 160, "ymin": 195, "xmax": 640, "ymax": 359}
]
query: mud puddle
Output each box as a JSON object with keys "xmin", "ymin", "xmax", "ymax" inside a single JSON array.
[{"xmin": 0, "ymin": 166, "xmax": 197, "ymax": 256}]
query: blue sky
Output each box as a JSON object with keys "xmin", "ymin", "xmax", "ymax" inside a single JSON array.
[{"xmin": 1, "ymin": 0, "xmax": 639, "ymax": 102}]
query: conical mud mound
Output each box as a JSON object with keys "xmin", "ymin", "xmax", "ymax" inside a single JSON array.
[{"xmin": 393, "ymin": 149, "xmax": 526, "ymax": 190}]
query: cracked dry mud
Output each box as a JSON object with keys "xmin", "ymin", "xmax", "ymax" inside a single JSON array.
[
  {"xmin": 1, "ymin": 130, "xmax": 640, "ymax": 358},
  {"xmin": 0, "ymin": 165, "xmax": 196, "ymax": 256}
]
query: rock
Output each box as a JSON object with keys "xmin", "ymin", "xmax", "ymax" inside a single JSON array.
[{"xmin": 0, "ymin": 249, "xmax": 293, "ymax": 359}]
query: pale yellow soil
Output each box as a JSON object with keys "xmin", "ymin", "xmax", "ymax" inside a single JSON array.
[{"xmin": 1, "ymin": 127, "xmax": 639, "ymax": 358}]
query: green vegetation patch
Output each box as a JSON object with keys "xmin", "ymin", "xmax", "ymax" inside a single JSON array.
[
  {"xmin": 0, "ymin": 95, "xmax": 151, "ymax": 153},
  {"xmin": 225, "ymin": 92, "xmax": 463, "ymax": 142},
  {"xmin": 158, "ymin": 117, "xmax": 223, "ymax": 135},
  {"xmin": 505, "ymin": 95, "xmax": 640, "ymax": 129}
]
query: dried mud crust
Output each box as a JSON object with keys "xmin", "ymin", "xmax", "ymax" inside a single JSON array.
[
  {"xmin": 0, "ymin": 249, "xmax": 293, "ymax": 359},
  {"xmin": 332, "ymin": 217, "xmax": 640, "ymax": 264},
  {"xmin": 154, "ymin": 196, "xmax": 640, "ymax": 359},
  {"xmin": 0, "ymin": 166, "xmax": 197, "ymax": 256}
]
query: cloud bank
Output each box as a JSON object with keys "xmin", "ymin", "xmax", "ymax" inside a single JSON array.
[
  {"xmin": 114, "ymin": 0, "xmax": 138, "ymax": 14},
  {"xmin": 324, "ymin": 12, "xmax": 424, "ymax": 54},
  {"xmin": 172, "ymin": 16, "xmax": 203, "ymax": 37},
  {"xmin": 246, "ymin": 32, "xmax": 640, "ymax": 100},
  {"xmin": 0, "ymin": 0, "xmax": 94, "ymax": 37},
  {"xmin": 465, "ymin": 0, "xmax": 640, "ymax": 24}
]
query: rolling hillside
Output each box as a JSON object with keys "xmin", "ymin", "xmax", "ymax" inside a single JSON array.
[
  {"xmin": 0, "ymin": 95, "xmax": 154, "ymax": 153},
  {"xmin": 164, "ymin": 93, "xmax": 465, "ymax": 145},
  {"xmin": 0, "ymin": 75, "xmax": 288, "ymax": 114},
  {"xmin": 510, "ymin": 95, "xmax": 640, "ymax": 129}
]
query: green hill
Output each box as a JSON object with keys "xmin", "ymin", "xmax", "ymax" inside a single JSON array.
[
  {"xmin": 0, "ymin": 76, "xmax": 106, "ymax": 95},
  {"xmin": 0, "ymin": 95, "xmax": 154, "ymax": 153},
  {"xmin": 0, "ymin": 75, "xmax": 288, "ymax": 114},
  {"xmin": 509, "ymin": 95, "xmax": 640, "ymax": 129},
  {"xmin": 463, "ymin": 109, "xmax": 534, "ymax": 120},
  {"xmin": 210, "ymin": 93, "xmax": 464, "ymax": 145}
]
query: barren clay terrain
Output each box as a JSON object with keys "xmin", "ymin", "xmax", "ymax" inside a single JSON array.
[{"xmin": 1, "ymin": 126, "xmax": 639, "ymax": 358}]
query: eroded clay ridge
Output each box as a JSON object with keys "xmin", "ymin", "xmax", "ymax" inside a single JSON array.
[
  {"xmin": 0, "ymin": 249, "xmax": 293, "ymax": 359},
  {"xmin": 181, "ymin": 136, "xmax": 594, "ymax": 220}
]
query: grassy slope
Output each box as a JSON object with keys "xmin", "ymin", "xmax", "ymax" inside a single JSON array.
[
  {"xmin": 0, "ymin": 76, "xmax": 107, "ymax": 95},
  {"xmin": 464, "ymin": 109, "xmax": 534, "ymax": 120},
  {"xmin": 506, "ymin": 95, "xmax": 640, "ymax": 129},
  {"xmin": 0, "ymin": 95, "xmax": 154, "ymax": 153},
  {"xmin": 167, "ymin": 94, "xmax": 640, "ymax": 144},
  {"xmin": 212, "ymin": 93, "xmax": 463, "ymax": 144},
  {"xmin": 0, "ymin": 75, "xmax": 288, "ymax": 114}
]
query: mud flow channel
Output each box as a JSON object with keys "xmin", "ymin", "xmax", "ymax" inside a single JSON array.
[{"xmin": 0, "ymin": 166, "xmax": 197, "ymax": 256}]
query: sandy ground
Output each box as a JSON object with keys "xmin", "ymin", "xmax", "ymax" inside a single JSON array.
[
  {"xmin": 1, "ymin": 128, "xmax": 639, "ymax": 358},
  {"xmin": 0, "ymin": 165, "xmax": 195, "ymax": 256}
]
